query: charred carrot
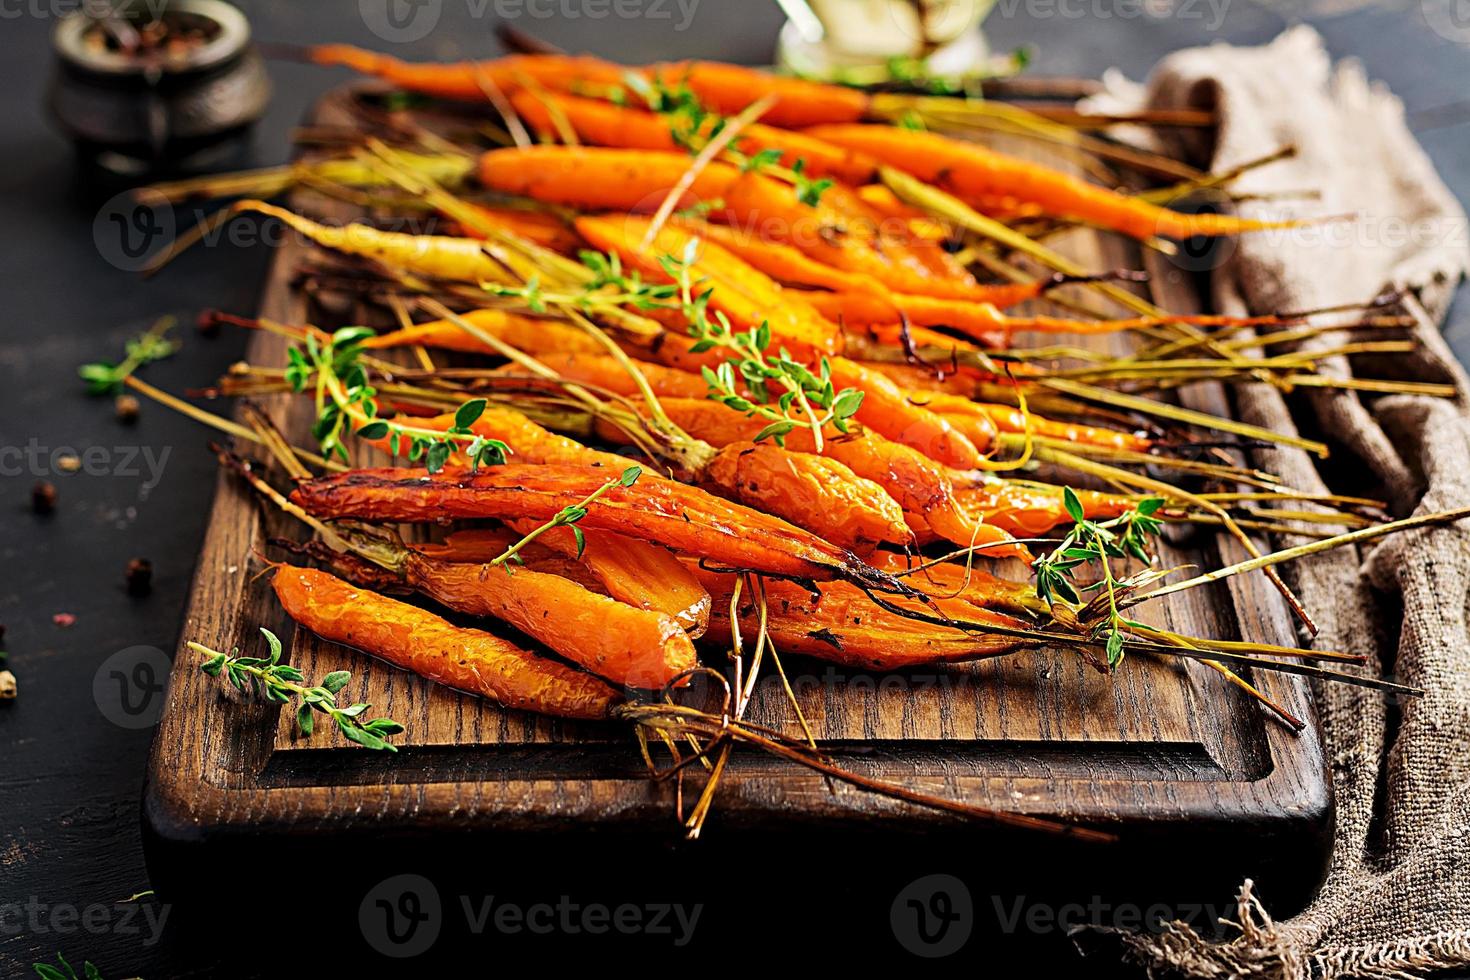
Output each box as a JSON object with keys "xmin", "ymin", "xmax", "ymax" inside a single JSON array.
[
  {"xmin": 806, "ymin": 124, "xmax": 1304, "ymax": 240},
  {"xmin": 272, "ymin": 564, "xmax": 622, "ymax": 719},
  {"xmin": 289, "ymin": 464, "xmax": 926, "ymax": 597},
  {"xmin": 364, "ymin": 308, "xmax": 602, "ymax": 357},
  {"xmin": 705, "ymin": 440, "xmax": 910, "ymax": 548}
]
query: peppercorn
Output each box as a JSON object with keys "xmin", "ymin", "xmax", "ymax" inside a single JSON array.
[
  {"xmin": 126, "ymin": 558, "xmax": 153, "ymax": 597},
  {"xmin": 31, "ymin": 480, "xmax": 57, "ymax": 515}
]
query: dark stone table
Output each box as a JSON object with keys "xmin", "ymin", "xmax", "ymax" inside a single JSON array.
[{"xmin": 2, "ymin": 1, "xmax": 1466, "ymax": 975}]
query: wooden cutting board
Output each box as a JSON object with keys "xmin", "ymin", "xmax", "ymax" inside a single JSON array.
[{"xmin": 144, "ymin": 89, "xmax": 1331, "ymax": 886}]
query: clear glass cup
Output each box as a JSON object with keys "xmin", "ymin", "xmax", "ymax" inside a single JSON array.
[{"xmin": 775, "ymin": 0, "xmax": 995, "ymax": 78}]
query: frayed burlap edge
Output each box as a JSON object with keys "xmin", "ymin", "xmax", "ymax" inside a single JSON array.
[{"xmin": 1118, "ymin": 881, "xmax": 1470, "ymax": 980}]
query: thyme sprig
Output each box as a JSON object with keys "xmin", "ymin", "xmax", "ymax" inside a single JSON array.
[
  {"xmin": 488, "ymin": 245, "xmax": 865, "ymax": 451},
  {"xmin": 286, "ymin": 325, "xmax": 509, "ymax": 473},
  {"xmin": 1033, "ymin": 490, "xmax": 1165, "ymax": 666},
  {"xmin": 191, "ymin": 628, "xmax": 404, "ymax": 752},
  {"xmin": 661, "ymin": 242, "xmax": 863, "ymax": 450},
  {"xmin": 491, "ymin": 464, "xmax": 642, "ymax": 572},
  {"xmin": 78, "ymin": 316, "xmax": 179, "ymax": 395},
  {"xmin": 33, "ymin": 954, "xmax": 104, "ymax": 980}
]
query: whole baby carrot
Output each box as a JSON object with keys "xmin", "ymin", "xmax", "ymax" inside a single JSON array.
[{"xmin": 272, "ymin": 564, "xmax": 623, "ymax": 719}]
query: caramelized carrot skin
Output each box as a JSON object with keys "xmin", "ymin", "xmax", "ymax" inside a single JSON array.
[
  {"xmin": 806, "ymin": 124, "xmax": 1296, "ymax": 240},
  {"xmin": 402, "ymin": 553, "xmax": 695, "ymax": 689},
  {"xmin": 289, "ymin": 465, "xmax": 905, "ymax": 589},
  {"xmin": 705, "ymin": 441, "xmax": 910, "ymax": 549},
  {"xmin": 367, "ymin": 406, "xmax": 629, "ymax": 468},
  {"xmin": 496, "ymin": 351, "xmax": 712, "ymax": 399},
  {"xmin": 272, "ymin": 565, "xmax": 621, "ymax": 720}
]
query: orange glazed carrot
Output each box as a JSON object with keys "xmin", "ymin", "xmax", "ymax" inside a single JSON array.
[
  {"xmin": 705, "ymin": 441, "xmax": 910, "ymax": 549},
  {"xmin": 806, "ymin": 124, "xmax": 1304, "ymax": 240},
  {"xmin": 364, "ymin": 308, "xmax": 601, "ymax": 357},
  {"xmin": 479, "ymin": 146, "xmax": 740, "ymax": 213},
  {"xmin": 364, "ymin": 405, "xmax": 631, "ymax": 469},
  {"xmin": 289, "ymin": 465, "xmax": 925, "ymax": 597},
  {"xmin": 272, "ymin": 565, "xmax": 622, "ymax": 720}
]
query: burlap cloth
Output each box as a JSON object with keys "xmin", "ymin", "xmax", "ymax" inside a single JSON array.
[{"xmin": 1079, "ymin": 25, "xmax": 1470, "ymax": 979}]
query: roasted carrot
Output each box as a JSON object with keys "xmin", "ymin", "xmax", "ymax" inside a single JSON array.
[
  {"xmin": 705, "ymin": 441, "xmax": 910, "ymax": 548},
  {"xmin": 691, "ymin": 565, "xmax": 1031, "ymax": 669},
  {"xmin": 309, "ymin": 45, "xmax": 872, "ymax": 127},
  {"xmin": 906, "ymin": 392, "xmax": 1152, "ymax": 453},
  {"xmin": 479, "ymin": 146, "xmax": 741, "ymax": 214},
  {"xmin": 510, "ymin": 89, "xmax": 879, "ymax": 184},
  {"xmin": 674, "ymin": 218, "xmax": 878, "ymax": 293},
  {"xmin": 399, "ymin": 549, "xmax": 695, "ymax": 689},
  {"xmin": 826, "ymin": 356, "xmax": 983, "ymax": 470},
  {"xmin": 574, "ymin": 212, "xmax": 843, "ymax": 356},
  {"xmin": 956, "ymin": 481, "xmax": 1134, "ymax": 537},
  {"xmin": 307, "ymin": 45, "xmax": 629, "ymax": 101},
  {"xmin": 644, "ymin": 398, "xmax": 1030, "ymax": 562},
  {"xmin": 224, "ymin": 200, "xmax": 508, "ymax": 283},
  {"xmin": 807, "ymin": 288, "xmax": 1304, "ymax": 343},
  {"xmin": 518, "ymin": 523, "xmax": 712, "ymax": 635},
  {"xmin": 364, "ymin": 308, "xmax": 602, "ymax": 357},
  {"xmin": 272, "ymin": 564, "xmax": 622, "ymax": 719},
  {"xmin": 496, "ymin": 350, "xmax": 713, "ymax": 399},
  {"xmin": 454, "ymin": 204, "xmax": 583, "ymax": 253},
  {"xmin": 425, "ymin": 527, "xmax": 712, "ymax": 636},
  {"xmin": 290, "ymin": 464, "xmax": 925, "ymax": 596},
  {"xmin": 364, "ymin": 405, "xmax": 630, "ymax": 469},
  {"xmin": 806, "ymin": 124, "xmax": 1304, "ymax": 240},
  {"xmin": 649, "ymin": 60, "xmax": 870, "ymax": 128}
]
